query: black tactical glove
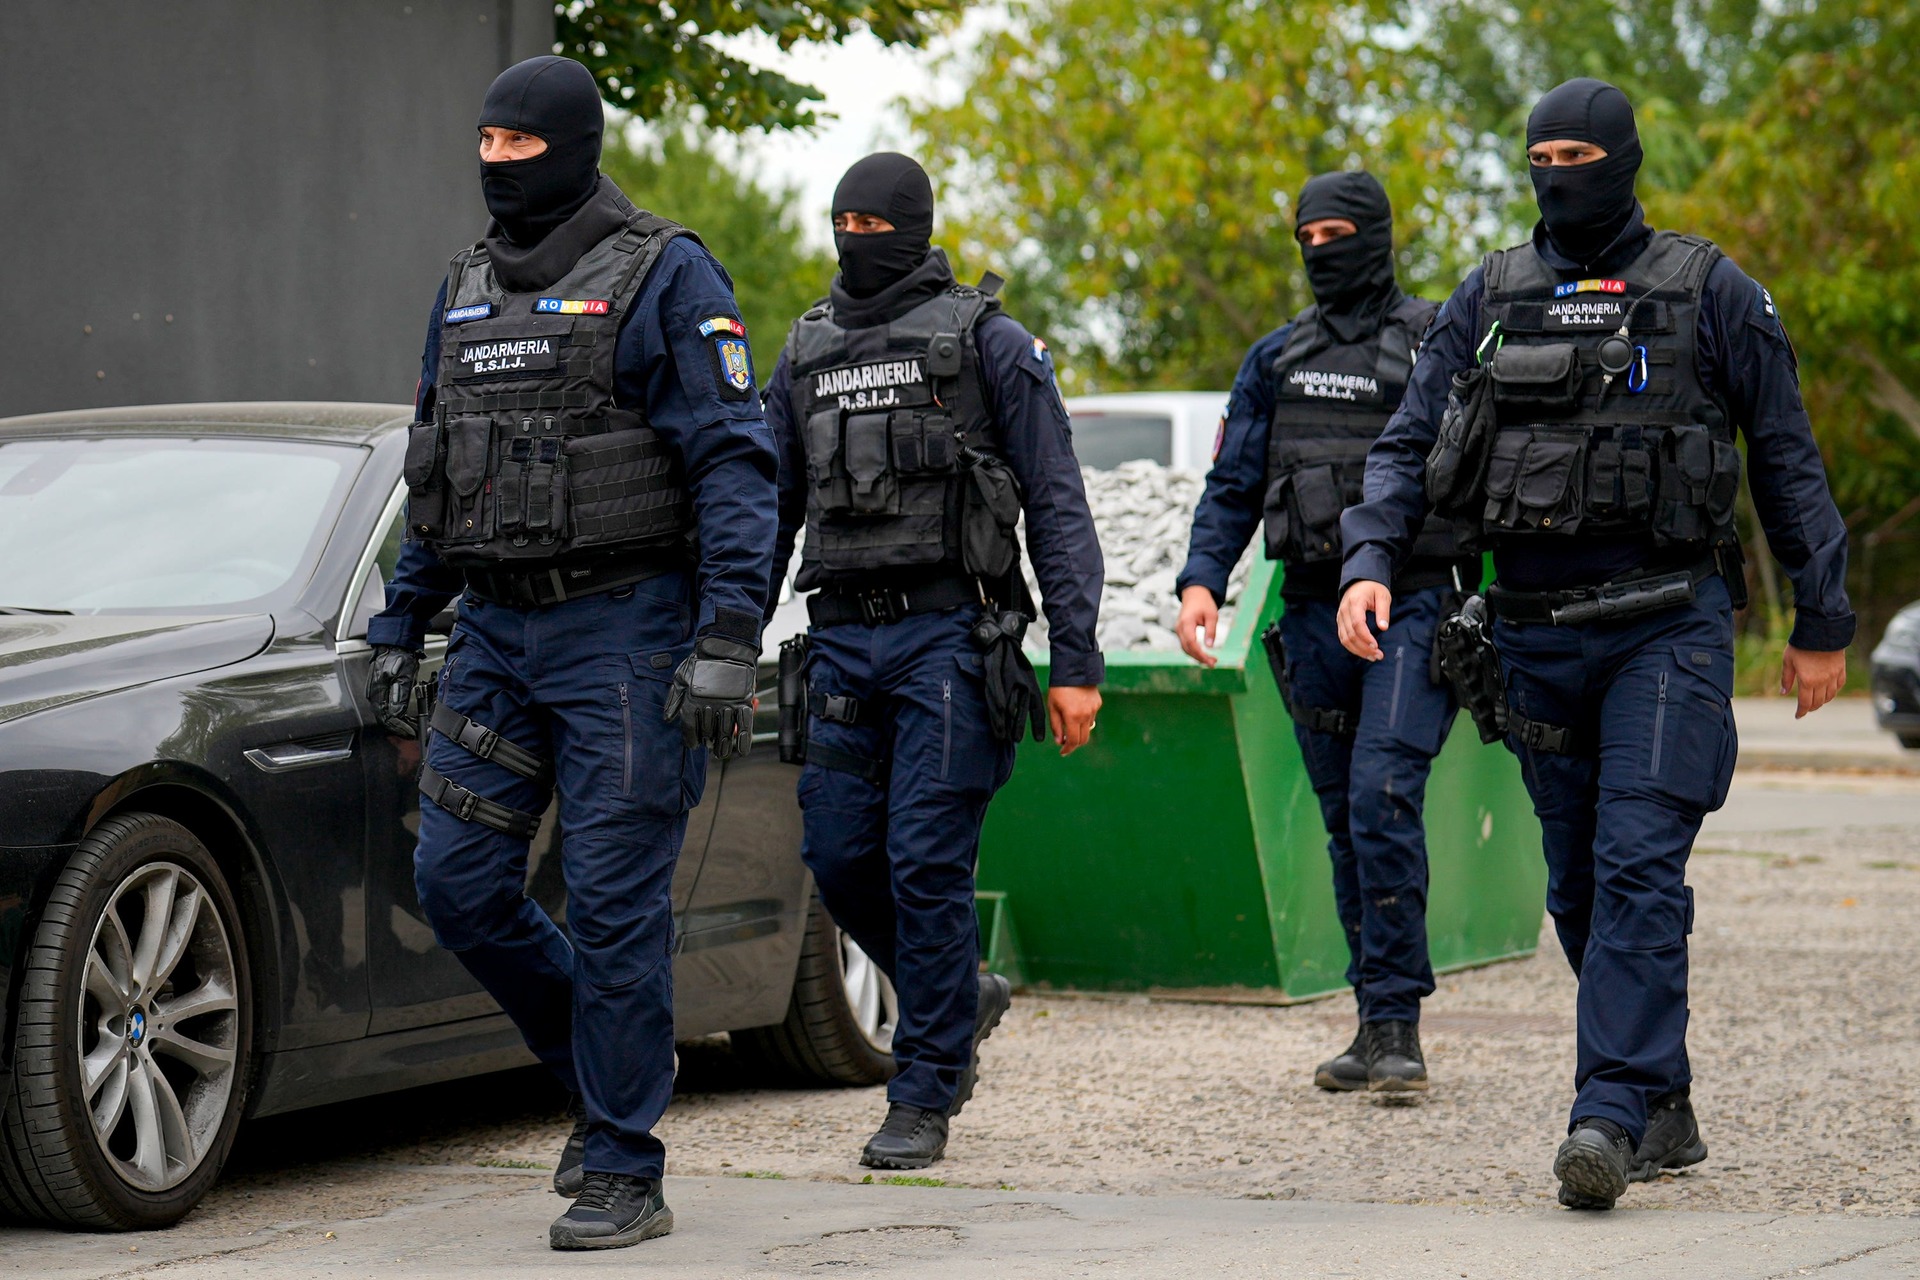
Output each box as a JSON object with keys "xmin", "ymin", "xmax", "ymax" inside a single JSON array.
[
  {"xmin": 366, "ymin": 645, "xmax": 423, "ymax": 737},
  {"xmin": 664, "ymin": 634, "xmax": 759, "ymax": 761},
  {"xmin": 970, "ymin": 610, "xmax": 1048, "ymax": 744}
]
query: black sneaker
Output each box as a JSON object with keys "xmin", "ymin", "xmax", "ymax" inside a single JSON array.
[
  {"xmin": 1313, "ymin": 1025, "xmax": 1373, "ymax": 1091},
  {"xmin": 1366, "ymin": 1020, "xmax": 1428, "ymax": 1093},
  {"xmin": 553, "ymin": 1095, "xmax": 588, "ymax": 1198},
  {"xmin": 1555, "ymin": 1118, "xmax": 1634, "ymax": 1210},
  {"xmin": 948, "ymin": 972, "xmax": 1013, "ymax": 1118},
  {"xmin": 549, "ymin": 1172, "xmax": 673, "ymax": 1250},
  {"xmin": 860, "ymin": 1102, "xmax": 950, "ymax": 1170},
  {"xmin": 1631, "ymin": 1090, "xmax": 1708, "ymax": 1182}
]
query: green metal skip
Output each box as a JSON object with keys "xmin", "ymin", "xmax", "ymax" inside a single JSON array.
[{"xmin": 976, "ymin": 558, "xmax": 1545, "ymax": 1000}]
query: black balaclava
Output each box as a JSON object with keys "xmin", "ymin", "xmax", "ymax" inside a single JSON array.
[
  {"xmin": 1526, "ymin": 77, "xmax": 1644, "ymax": 266},
  {"xmin": 478, "ymin": 55, "xmax": 603, "ymax": 247},
  {"xmin": 832, "ymin": 153, "xmax": 936, "ymax": 298},
  {"xmin": 1295, "ymin": 171, "xmax": 1401, "ymax": 344}
]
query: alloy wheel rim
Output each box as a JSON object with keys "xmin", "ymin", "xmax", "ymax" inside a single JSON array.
[
  {"xmin": 838, "ymin": 932, "xmax": 898, "ymax": 1054},
  {"xmin": 78, "ymin": 862, "xmax": 240, "ymax": 1193}
]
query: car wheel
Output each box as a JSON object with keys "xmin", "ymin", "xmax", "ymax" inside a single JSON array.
[
  {"xmin": 0, "ymin": 814, "xmax": 252, "ymax": 1229},
  {"xmin": 732, "ymin": 893, "xmax": 897, "ymax": 1086}
]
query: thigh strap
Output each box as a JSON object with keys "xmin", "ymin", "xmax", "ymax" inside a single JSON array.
[
  {"xmin": 430, "ymin": 702, "xmax": 553, "ymax": 785},
  {"xmin": 419, "ymin": 763, "xmax": 544, "ymax": 839}
]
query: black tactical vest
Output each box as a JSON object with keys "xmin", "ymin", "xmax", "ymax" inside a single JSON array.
[
  {"xmin": 786, "ymin": 284, "xmax": 1007, "ymax": 590},
  {"xmin": 402, "ymin": 198, "xmax": 694, "ymax": 569},
  {"xmin": 1473, "ymin": 230, "xmax": 1737, "ymax": 551},
  {"xmin": 1263, "ymin": 295, "xmax": 1455, "ymax": 566}
]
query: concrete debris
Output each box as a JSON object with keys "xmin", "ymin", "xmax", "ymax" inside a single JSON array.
[{"xmin": 1026, "ymin": 460, "xmax": 1254, "ymax": 654}]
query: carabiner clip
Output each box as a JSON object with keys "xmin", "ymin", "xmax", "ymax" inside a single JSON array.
[{"xmin": 1627, "ymin": 345, "xmax": 1649, "ymax": 394}]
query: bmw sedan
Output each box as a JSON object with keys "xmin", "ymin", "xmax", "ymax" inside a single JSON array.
[{"xmin": 0, "ymin": 403, "xmax": 898, "ymax": 1230}]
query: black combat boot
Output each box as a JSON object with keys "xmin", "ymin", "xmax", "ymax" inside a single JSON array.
[
  {"xmin": 1313, "ymin": 1024, "xmax": 1373, "ymax": 1092},
  {"xmin": 553, "ymin": 1094, "xmax": 588, "ymax": 1197},
  {"xmin": 948, "ymin": 972, "xmax": 1013, "ymax": 1117},
  {"xmin": 1630, "ymin": 1089, "xmax": 1708, "ymax": 1182},
  {"xmin": 860, "ymin": 1102, "xmax": 950, "ymax": 1170},
  {"xmin": 549, "ymin": 1172, "xmax": 673, "ymax": 1250},
  {"xmin": 1366, "ymin": 1020, "xmax": 1428, "ymax": 1093},
  {"xmin": 1555, "ymin": 1117, "xmax": 1634, "ymax": 1209}
]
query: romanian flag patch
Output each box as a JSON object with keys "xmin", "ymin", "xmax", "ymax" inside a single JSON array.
[
  {"xmin": 698, "ymin": 316, "xmax": 747, "ymax": 337},
  {"xmin": 533, "ymin": 298, "xmax": 610, "ymax": 315}
]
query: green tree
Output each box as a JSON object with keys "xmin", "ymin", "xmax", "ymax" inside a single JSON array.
[
  {"xmin": 559, "ymin": 0, "xmax": 968, "ymax": 130},
  {"xmin": 600, "ymin": 124, "xmax": 835, "ymax": 363},
  {"xmin": 912, "ymin": 0, "xmax": 1499, "ymax": 392}
]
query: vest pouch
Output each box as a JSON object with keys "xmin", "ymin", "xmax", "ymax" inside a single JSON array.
[
  {"xmin": 565, "ymin": 427, "xmax": 683, "ymax": 550},
  {"xmin": 442, "ymin": 415, "xmax": 494, "ymax": 544},
  {"xmin": 804, "ymin": 407, "xmax": 853, "ymax": 513},
  {"xmin": 1483, "ymin": 431, "xmax": 1585, "ymax": 534},
  {"xmin": 843, "ymin": 412, "xmax": 898, "ymax": 514},
  {"xmin": 1287, "ymin": 463, "xmax": 1347, "ymax": 563},
  {"xmin": 962, "ymin": 452, "xmax": 1023, "ymax": 579},
  {"xmin": 891, "ymin": 410, "xmax": 958, "ymax": 474},
  {"xmin": 1707, "ymin": 438, "xmax": 1741, "ymax": 525},
  {"xmin": 1583, "ymin": 435, "xmax": 1654, "ymax": 526},
  {"xmin": 496, "ymin": 431, "xmax": 569, "ymax": 546},
  {"xmin": 1426, "ymin": 367, "xmax": 1495, "ymax": 517},
  {"xmin": 402, "ymin": 421, "xmax": 448, "ymax": 537},
  {"xmin": 1489, "ymin": 344, "xmax": 1582, "ymax": 415}
]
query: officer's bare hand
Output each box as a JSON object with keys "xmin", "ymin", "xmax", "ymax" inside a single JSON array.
[
  {"xmin": 1781, "ymin": 644, "xmax": 1846, "ymax": 719},
  {"xmin": 1177, "ymin": 586, "xmax": 1221, "ymax": 668},
  {"xmin": 1049, "ymin": 685, "xmax": 1101, "ymax": 756},
  {"xmin": 1337, "ymin": 581, "xmax": 1392, "ymax": 661}
]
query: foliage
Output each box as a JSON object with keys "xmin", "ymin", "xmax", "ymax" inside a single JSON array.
[
  {"xmin": 599, "ymin": 124, "xmax": 835, "ymax": 362},
  {"xmin": 913, "ymin": 0, "xmax": 1501, "ymax": 393},
  {"xmin": 558, "ymin": 0, "xmax": 967, "ymax": 130}
]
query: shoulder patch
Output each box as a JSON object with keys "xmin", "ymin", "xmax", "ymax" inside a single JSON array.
[
  {"xmin": 699, "ymin": 315, "xmax": 747, "ymax": 338},
  {"xmin": 702, "ymin": 315, "xmax": 755, "ymax": 401}
]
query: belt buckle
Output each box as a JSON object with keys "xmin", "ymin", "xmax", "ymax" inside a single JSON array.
[
  {"xmin": 857, "ymin": 589, "xmax": 903, "ymax": 626},
  {"xmin": 823, "ymin": 693, "xmax": 862, "ymax": 723}
]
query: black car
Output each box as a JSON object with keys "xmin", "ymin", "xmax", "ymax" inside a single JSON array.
[
  {"xmin": 0, "ymin": 404, "xmax": 898, "ymax": 1230},
  {"xmin": 1871, "ymin": 600, "xmax": 1920, "ymax": 749}
]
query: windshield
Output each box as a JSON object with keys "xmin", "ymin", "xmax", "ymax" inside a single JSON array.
[
  {"xmin": 1069, "ymin": 412, "xmax": 1174, "ymax": 469},
  {"xmin": 0, "ymin": 436, "xmax": 359, "ymax": 613}
]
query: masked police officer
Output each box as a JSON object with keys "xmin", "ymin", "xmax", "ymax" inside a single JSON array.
[
  {"xmin": 364, "ymin": 56, "xmax": 776, "ymax": 1249},
  {"xmin": 1177, "ymin": 172, "xmax": 1475, "ymax": 1095},
  {"xmin": 763, "ymin": 153, "xmax": 1104, "ymax": 1169},
  {"xmin": 1338, "ymin": 79, "xmax": 1852, "ymax": 1209}
]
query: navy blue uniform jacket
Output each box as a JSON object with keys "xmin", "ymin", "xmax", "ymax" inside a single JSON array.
[
  {"xmin": 369, "ymin": 236, "xmax": 780, "ymax": 651},
  {"xmin": 1338, "ymin": 221, "xmax": 1855, "ymax": 652},
  {"xmin": 763, "ymin": 314, "xmax": 1107, "ymax": 688}
]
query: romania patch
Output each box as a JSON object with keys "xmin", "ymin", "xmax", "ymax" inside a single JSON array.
[
  {"xmin": 443, "ymin": 302, "xmax": 494, "ymax": 324},
  {"xmin": 1552, "ymin": 279, "xmax": 1627, "ymax": 298},
  {"xmin": 698, "ymin": 315, "xmax": 747, "ymax": 337},
  {"xmin": 533, "ymin": 298, "xmax": 610, "ymax": 315}
]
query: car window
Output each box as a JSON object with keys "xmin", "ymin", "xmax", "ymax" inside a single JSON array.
[
  {"xmin": 346, "ymin": 488, "xmax": 409, "ymax": 640},
  {"xmin": 1068, "ymin": 412, "xmax": 1174, "ymax": 469},
  {"xmin": 0, "ymin": 436, "xmax": 358, "ymax": 614}
]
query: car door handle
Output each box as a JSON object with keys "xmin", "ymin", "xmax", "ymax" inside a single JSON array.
[{"xmin": 245, "ymin": 731, "xmax": 356, "ymax": 773}]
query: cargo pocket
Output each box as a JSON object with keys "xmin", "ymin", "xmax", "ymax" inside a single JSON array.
[
  {"xmin": 1287, "ymin": 463, "xmax": 1345, "ymax": 562},
  {"xmin": 442, "ymin": 415, "xmax": 493, "ymax": 544},
  {"xmin": 1261, "ymin": 474, "xmax": 1296, "ymax": 561},
  {"xmin": 1513, "ymin": 435, "xmax": 1584, "ymax": 533},
  {"xmin": 565, "ymin": 428, "xmax": 681, "ymax": 549},
  {"xmin": 402, "ymin": 420, "xmax": 448, "ymax": 538},
  {"xmin": 843, "ymin": 412, "xmax": 898, "ymax": 513},
  {"xmin": 626, "ymin": 647, "xmax": 706, "ymax": 815},
  {"xmin": 891, "ymin": 410, "xmax": 958, "ymax": 474},
  {"xmin": 1481, "ymin": 432, "xmax": 1526, "ymax": 531},
  {"xmin": 1647, "ymin": 642, "xmax": 1735, "ymax": 813}
]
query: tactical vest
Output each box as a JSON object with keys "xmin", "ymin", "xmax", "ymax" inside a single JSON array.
[
  {"xmin": 1262, "ymin": 295, "xmax": 1456, "ymax": 566},
  {"xmin": 786, "ymin": 283, "xmax": 1012, "ymax": 590},
  {"xmin": 401, "ymin": 200, "xmax": 694, "ymax": 569},
  {"xmin": 1473, "ymin": 230, "xmax": 1737, "ymax": 551}
]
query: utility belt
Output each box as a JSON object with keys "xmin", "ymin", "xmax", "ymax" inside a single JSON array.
[
  {"xmin": 462, "ymin": 549, "xmax": 684, "ymax": 609},
  {"xmin": 806, "ymin": 572, "xmax": 983, "ymax": 628},
  {"xmin": 1485, "ymin": 552, "xmax": 1728, "ymax": 627}
]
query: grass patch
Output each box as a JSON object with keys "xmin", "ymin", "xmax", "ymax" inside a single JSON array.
[
  {"xmin": 475, "ymin": 1157, "xmax": 549, "ymax": 1170},
  {"xmin": 861, "ymin": 1174, "xmax": 948, "ymax": 1187},
  {"xmin": 733, "ymin": 1170, "xmax": 786, "ymax": 1179}
]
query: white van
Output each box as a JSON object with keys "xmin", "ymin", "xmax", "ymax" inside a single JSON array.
[{"xmin": 1064, "ymin": 391, "xmax": 1230, "ymax": 472}]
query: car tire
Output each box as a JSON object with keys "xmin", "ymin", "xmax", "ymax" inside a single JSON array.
[
  {"xmin": 0, "ymin": 813, "xmax": 252, "ymax": 1229},
  {"xmin": 1899, "ymin": 733, "xmax": 1920, "ymax": 751},
  {"xmin": 732, "ymin": 894, "xmax": 897, "ymax": 1087}
]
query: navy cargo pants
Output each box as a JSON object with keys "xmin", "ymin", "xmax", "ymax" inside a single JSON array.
[
  {"xmin": 1280, "ymin": 587, "xmax": 1457, "ymax": 1024},
  {"xmin": 798, "ymin": 605, "xmax": 1016, "ymax": 1113},
  {"xmin": 1495, "ymin": 576, "xmax": 1737, "ymax": 1145},
  {"xmin": 413, "ymin": 573, "xmax": 703, "ymax": 1180}
]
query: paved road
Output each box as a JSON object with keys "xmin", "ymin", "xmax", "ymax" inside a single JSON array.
[{"xmin": 6, "ymin": 770, "xmax": 1919, "ymax": 1277}]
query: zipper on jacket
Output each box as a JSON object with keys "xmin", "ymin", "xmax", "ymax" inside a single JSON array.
[
  {"xmin": 619, "ymin": 682, "xmax": 632, "ymax": 795},
  {"xmin": 941, "ymin": 679, "xmax": 953, "ymax": 779},
  {"xmin": 1650, "ymin": 671, "xmax": 1668, "ymax": 777}
]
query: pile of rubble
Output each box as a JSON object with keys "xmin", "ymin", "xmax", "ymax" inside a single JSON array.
[{"xmin": 1025, "ymin": 459, "xmax": 1255, "ymax": 654}]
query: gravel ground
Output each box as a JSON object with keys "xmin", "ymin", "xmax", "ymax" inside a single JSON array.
[{"xmin": 193, "ymin": 772, "xmax": 1920, "ymax": 1231}]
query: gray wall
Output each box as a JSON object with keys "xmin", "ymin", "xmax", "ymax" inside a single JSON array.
[{"xmin": 1, "ymin": 1, "xmax": 553, "ymax": 416}]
